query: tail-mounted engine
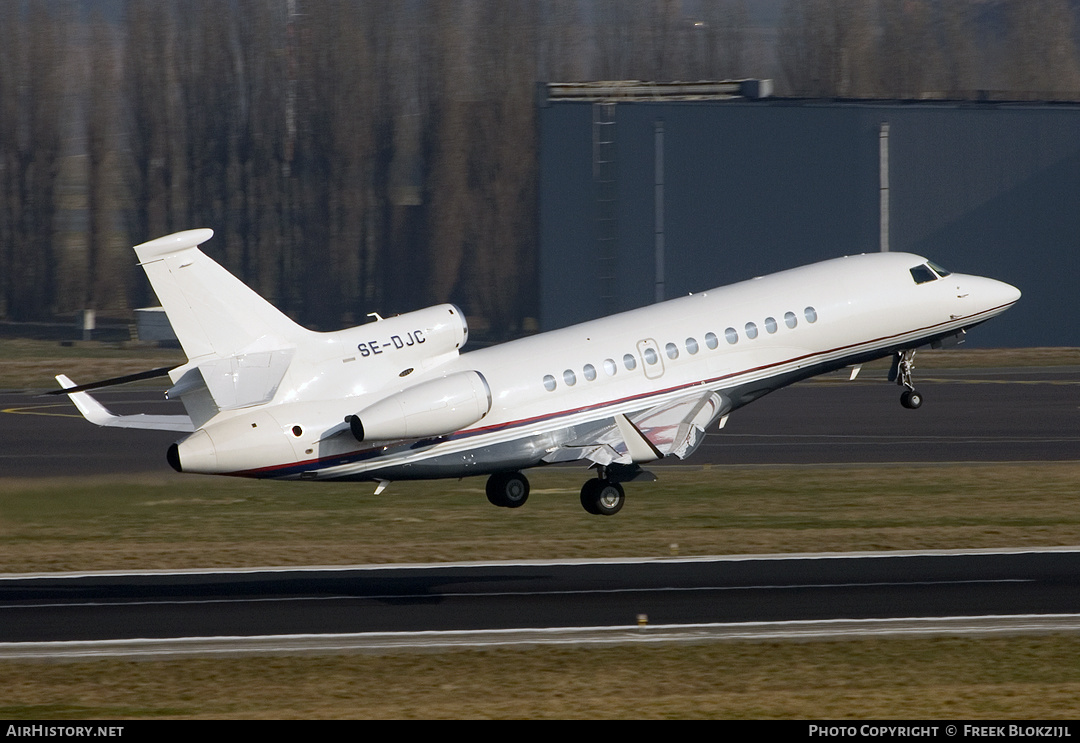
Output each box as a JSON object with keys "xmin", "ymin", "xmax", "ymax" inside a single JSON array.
[
  {"xmin": 347, "ymin": 370, "xmax": 492, "ymax": 442},
  {"xmin": 339, "ymin": 304, "xmax": 469, "ymax": 378}
]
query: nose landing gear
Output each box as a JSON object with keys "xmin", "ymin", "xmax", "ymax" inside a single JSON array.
[
  {"xmin": 900, "ymin": 388, "xmax": 923, "ymax": 409},
  {"xmin": 891, "ymin": 349, "xmax": 923, "ymax": 409}
]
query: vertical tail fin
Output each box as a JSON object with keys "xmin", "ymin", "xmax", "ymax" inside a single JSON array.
[{"xmin": 134, "ymin": 229, "xmax": 306, "ymax": 360}]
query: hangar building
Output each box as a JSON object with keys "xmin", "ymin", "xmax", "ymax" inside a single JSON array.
[{"xmin": 538, "ymin": 81, "xmax": 1080, "ymax": 347}]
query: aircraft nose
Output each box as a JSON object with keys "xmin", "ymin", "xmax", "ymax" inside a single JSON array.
[
  {"xmin": 959, "ymin": 274, "xmax": 1020, "ymax": 323},
  {"xmin": 985, "ymin": 277, "xmax": 1021, "ymax": 309}
]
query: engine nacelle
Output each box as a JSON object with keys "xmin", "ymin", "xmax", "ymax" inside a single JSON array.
[
  {"xmin": 348, "ymin": 370, "xmax": 492, "ymax": 442},
  {"xmin": 337, "ymin": 304, "xmax": 468, "ymax": 373}
]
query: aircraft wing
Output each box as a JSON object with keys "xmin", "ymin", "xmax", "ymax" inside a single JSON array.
[
  {"xmin": 56, "ymin": 375, "xmax": 195, "ymax": 433},
  {"xmin": 628, "ymin": 390, "xmax": 727, "ymax": 460},
  {"xmin": 543, "ymin": 390, "xmax": 728, "ymax": 466}
]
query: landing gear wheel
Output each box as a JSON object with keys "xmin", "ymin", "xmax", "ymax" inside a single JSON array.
[
  {"xmin": 580, "ymin": 479, "xmax": 625, "ymax": 516},
  {"xmin": 486, "ymin": 471, "xmax": 529, "ymax": 508},
  {"xmin": 900, "ymin": 389, "xmax": 923, "ymax": 409},
  {"xmin": 892, "ymin": 349, "xmax": 923, "ymax": 409}
]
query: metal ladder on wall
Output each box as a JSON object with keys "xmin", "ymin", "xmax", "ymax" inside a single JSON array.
[{"xmin": 593, "ymin": 101, "xmax": 618, "ymax": 317}]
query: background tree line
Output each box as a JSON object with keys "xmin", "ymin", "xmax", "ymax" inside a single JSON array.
[{"xmin": 1, "ymin": 0, "xmax": 1078, "ymax": 337}]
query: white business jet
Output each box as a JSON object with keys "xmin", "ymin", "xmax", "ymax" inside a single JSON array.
[{"xmin": 55, "ymin": 229, "xmax": 1019, "ymax": 515}]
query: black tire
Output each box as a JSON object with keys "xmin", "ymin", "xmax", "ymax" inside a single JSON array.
[
  {"xmin": 486, "ymin": 471, "xmax": 529, "ymax": 508},
  {"xmin": 579, "ymin": 479, "xmax": 600, "ymax": 514},
  {"xmin": 580, "ymin": 479, "xmax": 625, "ymax": 516},
  {"xmin": 900, "ymin": 389, "xmax": 923, "ymax": 409}
]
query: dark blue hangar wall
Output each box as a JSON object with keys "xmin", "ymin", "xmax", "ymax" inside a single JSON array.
[{"xmin": 538, "ymin": 98, "xmax": 1080, "ymax": 347}]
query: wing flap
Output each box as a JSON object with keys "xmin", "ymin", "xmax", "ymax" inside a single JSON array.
[
  {"xmin": 542, "ymin": 443, "xmax": 620, "ymax": 466},
  {"xmin": 628, "ymin": 391, "xmax": 728, "ymax": 460},
  {"xmin": 541, "ymin": 391, "xmax": 730, "ymax": 466}
]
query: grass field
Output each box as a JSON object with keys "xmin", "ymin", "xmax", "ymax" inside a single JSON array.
[
  {"xmin": 3, "ymin": 636, "xmax": 1080, "ymax": 719},
  {"xmin": 2, "ymin": 464, "xmax": 1080, "ymax": 719},
  {"xmin": 0, "ymin": 339, "xmax": 185, "ymax": 391},
  {"xmin": 2, "ymin": 464, "xmax": 1080, "ymax": 572}
]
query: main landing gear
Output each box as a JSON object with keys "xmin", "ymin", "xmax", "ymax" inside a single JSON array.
[
  {"xmin": 580, "ymin": 477, "xmax": 625, "ymax": 516},
  {"xmin": 892, "ymin": 349, "xmax": 924, "ymax": 409},
  {"xmin": 483, "ymin": 469, "xmax": 629, "ymax": 516},
  {"xmin": 485, "ymin": 471, "xmax": 529, "ymax": 508}
]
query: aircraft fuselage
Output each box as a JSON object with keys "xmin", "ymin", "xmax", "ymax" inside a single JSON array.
[{"xmin": 169, "ymin": 251, "xmax": 1019, "ymax": 482}]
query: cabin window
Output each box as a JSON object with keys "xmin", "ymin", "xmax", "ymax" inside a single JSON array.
[
  {"xmin": 705, "ymin": 332, "xmax": 718, "ymax": 350},
  {"xmin": 603, "ymin": 358, "xmax": 617, "ymax": 376},
  {"xmin": 685, "ymin": 337, "xmax": 699, "ymax": 354},
  {"xmin": 910, "ymin": 264, "xmax": 937, "ymax": 284},
  {"xmin": 563, "ymin": 369, "xmax": 576, "ymax": 386},
  {"xmin": 765, "ymin": 316, "xmax": 778, "ymax": 334},
  {"xmin": 785, "ymin": 311, "xmax": 797, "ymax": 329},
  {"xmin": 725, "ymin": 327, "xmax": 738, "ymax": 344},
  {"xmin": 665, "ymin": 342, "xmax": 679, "ymax": 360},
  {"xmin": 745, "ymin": 322, "xmax": 758, "ymax": 340},
  {"xmin": 643, "ymin": 347, "xmax": 659, "ymax": 365},
  {"xmin": 623, "ymin": 353, "xmax": 637, "ymax": 371},
  {"xmin": 804, "ymin": 306, "xmax": 818, "ymax": 323},
  {"xmin": 543, "ymin": 374, "xmax": 556, "ymax": 392},
  {"xmin": 583, "ymin": 363, "xmax": 597, "ymax": 381}
]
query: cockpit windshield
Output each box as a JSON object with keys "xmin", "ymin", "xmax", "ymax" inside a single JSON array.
[
  {"xmin": 909, "ymin": 264, "xmax": 937, "ymax": 284},
  {"xmin": 927, "ymin": 261, "xmax": 951, "ymax": 278},
  {"xmin": 911, "ymin": 260, "xmax": 953, "ymax": 284}
]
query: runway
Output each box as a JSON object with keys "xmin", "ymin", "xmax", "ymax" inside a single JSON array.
[
  {"xmin": 1, "ymin": 549, "xmax": 1079, "ymax": 656},
  {"xmin": 2, "ymin": 367, "xmax": 1078, "ymax": 656},
  {"xmin": 707, "ymin": 366, "xmax": 1080, "ymax": 465},
  {"xmin": 2, "ymin": 365, "xmax": 1078, "ymax": 476}
]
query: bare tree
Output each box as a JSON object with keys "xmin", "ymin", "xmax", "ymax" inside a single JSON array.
[
  {"xmin": 84, "ymin": 11, "xmax": 122, "ymax": 312},
  {"xmin": 537, "ymin": 0, "xmax": 588, "ymax": 82},
  {"xmin": 692, "ymin": 0, "xmax": 751, "ymax": 80},
  {"xmin": 0, "ymin": 3, "xmax": 23, "ymax": 318},
  {"xmin": 420, "ymin": 1, "xmax": 472, "ymax": 315},
  {"xmin": 469, "ymin": 0, "xmax": 539, "ymax": 336},
  {"xmin": 594, "ymin": 0, "xmax": 641, "ymax": 80},
  {"xmin": 122, "ymin": 0, "xmax": 181, "ymax": 309},
  {"xmin": 641, "ymin": 0, "xmax": 692, "ymax": 81},
  {"xmin": 875, "ymin": 0, "xmax": 943, "ymax": 98},
  {"xmin": 1002, "ymin": 0, "xmax": 1080, "ymax": 99},
  {"xmin": 283, "ymin": 1, "xmax": 374, "ymax": 328},
  {"xmin": 937, "ymin": 0, "xmax": 980, "ymax": 95},
  {"xmin": 0, "ymin": 4, "xmax": 68, "ymax": 320},
  {"xmin": 778, "ymin": 0, "xmax": 876, "ymax": 97},
  {"xmin": 175, "ymin": 0, "xmax": 238, "ymax": 265}
]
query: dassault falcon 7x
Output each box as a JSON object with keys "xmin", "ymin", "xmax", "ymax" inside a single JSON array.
[{"xmin": 55, "ymin": 229, "xmax": 1020, "ymax": 515}]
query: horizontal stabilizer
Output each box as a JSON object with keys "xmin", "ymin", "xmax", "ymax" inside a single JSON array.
[
  {"xmin": 56, "ymin": 375, "xmax": 194, "ymax": 432},
  {"xmin": 41, "ymin": 366, "xmax": 173, "ymax": 396}
]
